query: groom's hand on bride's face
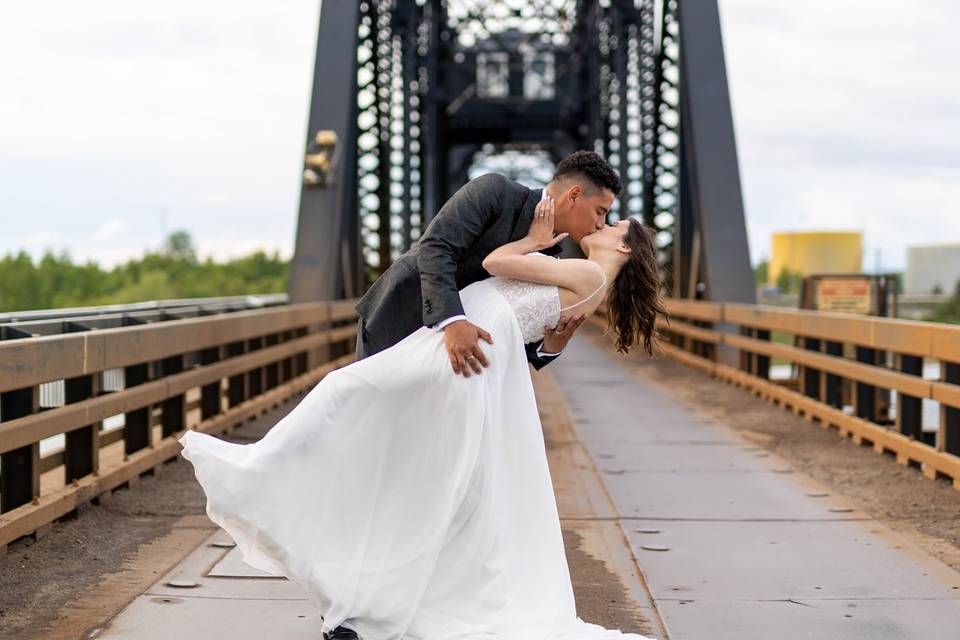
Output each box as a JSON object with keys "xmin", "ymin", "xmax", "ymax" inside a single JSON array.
[
  {"xmin": 542, "ymin": 314, "xmax": 586, "ymax": 354},
  {"xmin": 442, "ymin": 320, "xmax": 494, "ymax": 378}
]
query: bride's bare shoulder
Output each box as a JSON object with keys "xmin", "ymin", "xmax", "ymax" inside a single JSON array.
[
  {"xmin": 555, "ymin": 256, "xmax": 603, "ymax": 278},
  {"xmin": 528, "ymin": 255, "xmax": 604, "ymax": 295},
  {"xmin": 556, "ymin": 257, "xmax": 604, "ymax": 293},
  {"xmin": 484, "ymin": 251, "xmax": 601, "ymax": 295}
]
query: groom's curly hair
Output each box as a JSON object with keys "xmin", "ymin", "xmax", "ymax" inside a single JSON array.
[
  {"xmin": 607, "ymin": 217, "xmax": 671, "ymax": 356},
  {"xmin": 553, "ymin": 151, "xmax": 622, "ymax": 196}
]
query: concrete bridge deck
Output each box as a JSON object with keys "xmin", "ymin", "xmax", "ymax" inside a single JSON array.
[
  {"xmin": 552, "ymin": 330, "xmax": 960, "ymax": 639},
  {"xmin": 4, "ymin": 326, "xmax": 960, "ymax": 639}
]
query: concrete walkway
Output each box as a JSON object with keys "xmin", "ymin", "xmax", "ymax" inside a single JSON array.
[{"xmin": 550, "ymin": 331, "xmax": 960, "ymax": 640}]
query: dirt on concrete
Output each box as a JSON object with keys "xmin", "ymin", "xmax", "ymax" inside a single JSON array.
[
  {"xmin": 562, "ymin": 526, "xmax": 654, "ymax": 634},
  {"xmin": 0, "ymin": 457, "xmax": 212, "ymax": 640},
  {"xmin": 581, "ymin": 323, "xmax": 960, "ymax": 575},
  {"xmin": 535, "ymin": 368, "xmax": 664, "ymax": 638}
]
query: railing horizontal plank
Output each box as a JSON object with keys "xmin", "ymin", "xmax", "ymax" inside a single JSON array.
[
  {"xmin": 657, "ymin": 318, "xmax": 722, "ymax": 344},
  {"xmin": 931, "ymin": 381, "xmax": 960, "ymax": 411},
  {"xmin": 664, "ymin": 299, "xmax": 723, "ymax": 322},
  {"xmin": 722, "ymin": 332, "xmax": 932, "ymax": 398},
  {"xmin": 0, "ymin": 326, "xmax": 356, "ymax": 455},
  {"xmin": 668, "ymin": 300, "xmax": 960, "ymax": 359},
  {"xmin": 930, "ymin": 325, "xmax": 960, "ymax": 360},
  {"xmin": 330, "ymin": 300, "xmax": 359, "ymax": 322},
  {"xmin": 724, "ymin": 304, "xmax": 868, "ymax": 344},
  {"xmin": 0, "ymin": 301, "xmax": 359, "ymax": 392}
]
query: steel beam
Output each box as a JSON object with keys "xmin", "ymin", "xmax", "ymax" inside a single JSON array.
[
  {"xmin": 676, "ymin": 0, "xmax": 754, "ymax": 304},
  {"xmin": 289, "ymin": 1, "xmax": 362, "ymax": 303}
]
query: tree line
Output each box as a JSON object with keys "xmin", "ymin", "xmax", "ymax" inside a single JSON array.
[{"xmin": 0, "ymin": 231, "xmax": 288, "ymax": 313}]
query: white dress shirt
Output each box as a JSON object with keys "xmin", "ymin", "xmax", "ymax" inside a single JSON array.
[{"xmin": 430, "ymin": 188, "xmax": 561, "ymax": 359}]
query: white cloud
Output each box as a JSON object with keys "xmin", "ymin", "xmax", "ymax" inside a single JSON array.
[{"xmin": 89, "ymin": 218, "xmax": 130, "ymax": 242}]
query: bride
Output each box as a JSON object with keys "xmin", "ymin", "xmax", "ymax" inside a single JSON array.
[{"xmin": 178, "ymin": 195, "xmax": 669, "ymax": 640}]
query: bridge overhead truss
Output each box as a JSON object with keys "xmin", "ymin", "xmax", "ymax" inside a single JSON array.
[{"xmin": 289, "ymin": 0, "xmax": 754, "ymax": 306}]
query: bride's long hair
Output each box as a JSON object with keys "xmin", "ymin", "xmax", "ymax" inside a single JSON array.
[{"xmin": 606, "ymin": 217, "xmax": 670, "ymax": 356}]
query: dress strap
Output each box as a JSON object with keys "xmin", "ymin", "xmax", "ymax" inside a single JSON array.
[{"xmin": 559, "ymin": 271, "xmax": 607, "ymax": 312}]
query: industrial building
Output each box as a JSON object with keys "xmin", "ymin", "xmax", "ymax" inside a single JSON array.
[
  {"xmin": 768, "ymin": 231, "xmax": 863, "ymax": 285},
  {"xmin": 905, "ymin": 243, "xmax": 960, "ymax": 294}
]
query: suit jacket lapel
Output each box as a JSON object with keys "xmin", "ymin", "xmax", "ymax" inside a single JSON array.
[{"xmin": 509, "ymin": 187, "xmax": 542, "ymax": 241}]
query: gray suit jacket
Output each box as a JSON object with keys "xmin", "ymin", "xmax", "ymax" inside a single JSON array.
[{"xmin": 354, "ymin": 173, "xmax": 562, "ymax": 370}]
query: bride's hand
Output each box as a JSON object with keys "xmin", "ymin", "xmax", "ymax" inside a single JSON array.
[{"xmin": 526, "ymin": 195, "xmax": 568, "ymax": 250}]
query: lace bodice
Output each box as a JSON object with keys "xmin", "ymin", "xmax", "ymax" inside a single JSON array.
[
  {"xmin": 488, "ymin": 276, "xmax": 562, "ymax": 344},
  {"xmin": 486, "ymin": 252, "xmax": 607, "ymax": 344}
]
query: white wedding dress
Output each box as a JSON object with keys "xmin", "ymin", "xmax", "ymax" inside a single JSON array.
[{"xmin": 178, "ymin": 258, "xmax": 654, "ymax": 640}]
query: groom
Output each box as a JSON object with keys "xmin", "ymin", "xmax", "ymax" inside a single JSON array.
[{"xmin": 353, "ymin": 150, "xmax": 621, "ymax": 379}]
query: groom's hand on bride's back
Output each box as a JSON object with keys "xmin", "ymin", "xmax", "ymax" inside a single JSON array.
[
  {"xmin": 442, "ymin": 320, "xmax": 494, "ymax": 378},
  {"xmin": 542, "ymin": 313, "xmax": 586, "ymax": 354}
]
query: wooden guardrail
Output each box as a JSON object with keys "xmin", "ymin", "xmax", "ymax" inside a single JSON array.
[
  {"xmin": 0, "ymin": 300, "xmax": 359, "ymax": 549},
  {"xmin": 594, "ymin": 300, "xmax": 960, "ymax": 491}
]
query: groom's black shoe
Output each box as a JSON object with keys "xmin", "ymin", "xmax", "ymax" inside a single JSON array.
[{"xmin": 323, "ymin": 625, "xmax": 359, "ymax": 639}]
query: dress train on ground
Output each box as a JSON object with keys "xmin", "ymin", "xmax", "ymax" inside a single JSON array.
[{"xmin": 179, "ymin": 278, "xmax": 655, "ymax": 640}]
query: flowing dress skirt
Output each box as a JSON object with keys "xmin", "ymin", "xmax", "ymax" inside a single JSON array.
[{"xmin": 179, "ymin": 279, "xmax": 655, "ymax": 640}]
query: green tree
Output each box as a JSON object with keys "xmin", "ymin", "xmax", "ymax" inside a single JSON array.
[
  {"xmin": 164, "ymin": 230, "xmax": 197, "ymax": 263},
  {"xmin": 0, "ymin": 232, "xmax": 290, "ymax": 313},
  {"xmin": 931, "ymin": 279, "xmax": 960, "ymax": 324},
  {"xmin": 754, "ymin": 259, "xmax": 769, "ymax": 286},
  {"xmin": 775, "ymin": 267, "xmax": 803, "ymax": 294}
]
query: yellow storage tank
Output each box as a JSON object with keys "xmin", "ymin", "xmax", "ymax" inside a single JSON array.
[{"xmin": 769, "ymin": 231, "xmax": 862, "ymax": 285}]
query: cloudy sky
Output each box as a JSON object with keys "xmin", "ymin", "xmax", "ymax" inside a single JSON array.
[{"xmin": 1, "ymin": 0, "xmax": 957, "ymax": 271}]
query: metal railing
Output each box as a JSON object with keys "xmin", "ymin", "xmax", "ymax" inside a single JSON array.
[
  {"xmin": 0, "ymin": 297, "xmax": 358, "ymax": 548},
  {"xmin": 0, "ymin": 293, "xmax": 289, "ymax": 336},
  {"xmin": 618, "ymin": 299, "xmax": 960, "ymax": 491}
]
